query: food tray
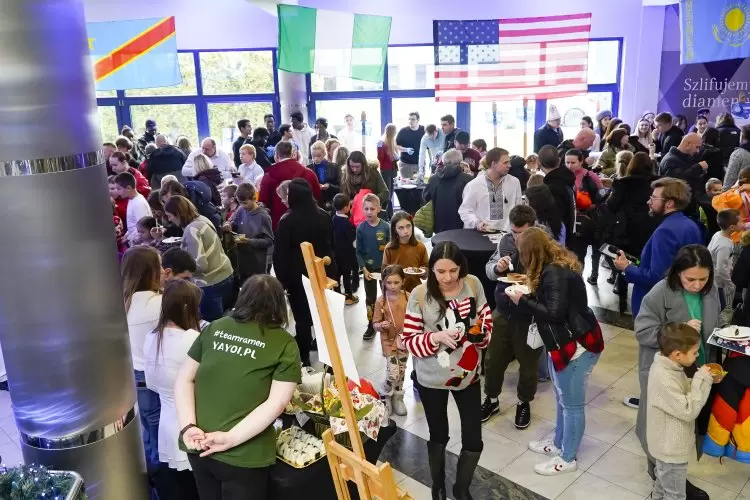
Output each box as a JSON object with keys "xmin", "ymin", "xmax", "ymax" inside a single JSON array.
[{"xmin": 276, "ymin": 428, "xmax": 327, "ymax": 469}]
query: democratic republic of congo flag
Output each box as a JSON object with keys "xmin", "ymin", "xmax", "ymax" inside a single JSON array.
[{"xmin": 86, "ymin": 17, "xmax": 182, "ymax": 91}]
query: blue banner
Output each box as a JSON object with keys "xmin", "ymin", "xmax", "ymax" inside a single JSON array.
[
  {"xmin": 87, "ymin": 17, "xmax": 182, "ymax": 91},
  {"xmin": 681, "ymin": 0, "xmax": 750, "ymax": 64}
]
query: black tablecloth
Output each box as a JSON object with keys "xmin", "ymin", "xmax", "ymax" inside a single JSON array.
[
  {"xmin": 269, "ymin": 419, "xmax": 397, "ymax": 500},
  {"xmin": 431, "ymin": 229, "xmax": 498, "ymax": 311},
  {"xmin": 394, "ymin": 185, "xmax": 426, "ymax": 215}
]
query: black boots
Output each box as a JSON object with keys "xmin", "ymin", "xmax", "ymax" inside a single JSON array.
[
  {"xmin": 453, "ymin": 449, "xmax": 481, "ymax": 500},
  {"xmin": 686, "ymin": 479, "xmax": 709, "ymax": 500},
  {"xmin": 427, "ymin": 441, "xmax": 446, "ymax": 500}
]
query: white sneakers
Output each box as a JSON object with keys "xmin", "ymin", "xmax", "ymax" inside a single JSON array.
[
  {"xmin": 528, "ymin": 438, "xmax": 561, "ymax": 456},
  {"xmin": 528, "ymin": 439, "xmax": 577, "ymax": 476}
]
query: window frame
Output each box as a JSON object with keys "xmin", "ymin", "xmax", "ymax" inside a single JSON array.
[{"xmin": 96, "ymin": 39, "xmax": 622, "ymax": 150}]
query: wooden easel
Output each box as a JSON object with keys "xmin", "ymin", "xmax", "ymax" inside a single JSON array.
[{"xmin": 301, "ymin": 242, "xmax": 412, "ymax": 500}]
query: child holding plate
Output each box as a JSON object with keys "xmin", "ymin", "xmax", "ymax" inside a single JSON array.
[{"xmin": 382, "ymin": 211, "xmax": 428, "ymax": 293}]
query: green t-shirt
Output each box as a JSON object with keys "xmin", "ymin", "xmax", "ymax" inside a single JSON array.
[
  {"xmin": 187, "ymin": 317, "xmax": 302, "ymax": 468},
  {"xmin": 682, "ymin": 291, "xmax": 707, "ymax": 366}
]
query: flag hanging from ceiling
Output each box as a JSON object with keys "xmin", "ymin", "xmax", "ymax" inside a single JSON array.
[
  {"xmin": 277, "ymin": 5, "xmax": 392, "ymax": 83},
  {"xmin": 433, "ymin": 14, "xmax": 592, "ymax": 102},
  {"xmin": 87, "ymin": 16, "xmax": 182, "ymax": 91},
  {"xmin": 680, "ymin": 0, "xmax": 750, "ymax": 64}
]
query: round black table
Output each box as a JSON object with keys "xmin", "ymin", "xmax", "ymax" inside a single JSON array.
[
  {"xmin": 393, "ymin": 184, "xmax": 426, "ymax": 215},
  {"xmin": 431, "ymin": 228, "xmax": 498, "ymax": 311}
]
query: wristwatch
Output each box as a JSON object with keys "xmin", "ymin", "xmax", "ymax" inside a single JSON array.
[{"xmin": 179, "ymin": 423, "xmax": 196, "ymax": 440}]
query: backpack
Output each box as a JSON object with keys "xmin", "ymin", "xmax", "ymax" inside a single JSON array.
[
  {"xmin": 185, "ymin": 181, "xmax": 222, "ymax": 231},
  {"xmin": 413, "ymin": 201, "xmax": 434, "ymax": 237}
]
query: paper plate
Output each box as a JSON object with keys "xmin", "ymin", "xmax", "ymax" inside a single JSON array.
[
  {"xmin": 404, "ymin": 267, "xmax": 425, "ymax": 275},
  {"xmin": 162, "ymin": 237, "xmax": 182, "ymax": 244},
  {"xmin": 369, "ymin": 272, "xmax": 382, "ymax": 281},
  {"xmin": 714, "ymin": 326, "xmax": 750, "ymax": 340}
]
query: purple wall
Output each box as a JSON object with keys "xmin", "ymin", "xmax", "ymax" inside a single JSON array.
[{"xmin": 83, "ymin": 0, "xmax": 657, "ymax": 121}]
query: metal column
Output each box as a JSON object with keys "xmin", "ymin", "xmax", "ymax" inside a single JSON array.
[
  {"xmin": 0, "ymin": 1, "xmax": 148, "ymax": 498},
  {"xmin": 278, "ymin": 69, "xmax": 309, "ymax": 122}
]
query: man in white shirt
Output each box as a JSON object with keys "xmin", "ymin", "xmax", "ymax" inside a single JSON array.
[
  {"xmin": 458, "ymin": 147, "xmax": 523, "ymax": 232},
  {"xmin": 338, "ymin": 113, "xmax": 362, "ymax": 152},
  {"xmin": 290, "ymin": 111, "xmax": 315, "ymax": 161},
  {"xmin": 115, "ymin": 171, "xmax": 153, "ymax": 246},
  {"xmin": 182, "ymin": 138, "xmax": 234, "ymax": 181}
]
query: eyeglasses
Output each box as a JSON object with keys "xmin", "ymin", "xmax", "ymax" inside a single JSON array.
[{"xmin": 649, "ymin": 195, "xmax": 666, "ymax": 201}]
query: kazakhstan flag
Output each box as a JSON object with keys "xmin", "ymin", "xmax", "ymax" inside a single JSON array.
[{"xmin": 681, "ymin": 0, "xmax": 750, "ymax": 64}]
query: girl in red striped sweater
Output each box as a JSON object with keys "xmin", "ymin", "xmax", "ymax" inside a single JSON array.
[{"xmin": 400, "ymin": 241, "xmax": 491, "ymax": 500}]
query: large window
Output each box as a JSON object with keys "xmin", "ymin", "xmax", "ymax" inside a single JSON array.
[
  {"xmin": 200, "ymin": 51, "xmax": 274, "ymax": 95},
  {"xmin": 470, "ymin": 101, "xmax": 537, "ymax": 156},
  {"xmin": 547, "ymin": 92, "xmax": 613, "ymax": 143},
  {"xmin": 125, "ymin": 53, "xmax": 197, "ymax": 97},
  {"xmin": 98, "ymin": 106, "xmax": 119, "ymax": 143},
  {"xmin": 587, "ymin": 40, "xmax": 620, "ymax": 85},
  {"xmin": 130, "ymin": 104, "xmax": 198, "ymax": 146},
  {"xmin": 388, "ymin": 46, "xmax": 434, "ymax": 90},
  {"xmin": 311, "ymin": 74, "xmax": 382, "ymax": 92},
  {"xmin": 316, "ymin": 100, "xmax": 381, "ymax": 154},
  {"xmin": 391, "ymin": 98, "xmax": 455, "ymax": 129},
  {"xmin": 208, "ymin": 102, "xmax": 273, "ymax": 153}
]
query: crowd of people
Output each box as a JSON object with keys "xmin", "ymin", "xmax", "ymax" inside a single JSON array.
[{"xmin": 107, "ymin": 106, "xmax": 750, "ymax": 500}]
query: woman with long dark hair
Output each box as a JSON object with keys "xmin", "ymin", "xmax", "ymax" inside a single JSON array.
[
  {"xmin": 144, "ymin": 279, "xmax": 203, "ymax": 500},
  {"xmin": 580, "ymin": 115, "xmax": 600, "ymax": 151},
  {"xmin": 401, "ymin": 242, "xmax": 492, "ymax": 500},
  {"xmin": 341, "ymin": 150, "xmax": 389, "ymax": 208},
  {"xmin": 175, "ymin": 275, "xmax": 301, "ymax": 500},
  {"xmin": 121, "ymin": 246, "xmax": 164, "ymax": 473},
  {"xmin": 699, "ymin": 127, "xmax": 725, "ymax": 182},
  {"xmin": 506, "ymin": 227, "xmax": 603, "ymax": 476},
  {"xmin": 524, "ymin": 185, "xmax": 564, "ymax": 244},
  {"xmin": 273, "ymin": 178, "xmax": 337, "ymax": 366},
  {"xmin": 634, "ymin": 245, "xmax": 720, "ymax": 498},
  {"xmin": 604, "ymin": 152, "xmax": 659, "ymax": 313}
]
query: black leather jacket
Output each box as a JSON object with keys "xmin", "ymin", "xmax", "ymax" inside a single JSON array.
[{"xmin": 517, "ymin": 264, "xmax": 597, "ymax": 350}]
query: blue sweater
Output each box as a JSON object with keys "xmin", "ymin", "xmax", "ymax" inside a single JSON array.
[
  {"xmin": 355, "ymin": 219, "xmax": 390, "ymax": 270},
  {"xmin": 625, "ymin": 211, "xmax": 703, "ymax": 317}
]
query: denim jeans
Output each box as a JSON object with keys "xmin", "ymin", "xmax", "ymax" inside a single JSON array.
[
  {"xmin": 199, "ymin": 275, "xmax": 234, "ymax": 322},
  {"xmin": 549, "ymin": 350, "xmax": 600, "ymax": 462},
  {"xmin": 134, "ymin": 370, "xmax": 161, "ymax": 470}
]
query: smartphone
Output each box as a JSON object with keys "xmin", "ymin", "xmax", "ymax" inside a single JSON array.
[
  {"xmin": 600, "ymin": 243, "xmax": 639, "ymax": 264},
  {"xmin": 231, "ymin": 172, "xmax": 241, "ymax": 178}
]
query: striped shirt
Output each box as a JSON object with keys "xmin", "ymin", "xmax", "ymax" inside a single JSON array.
[{"xmin": 401, "ymin": 275, "xmax": 492, "ymax": 390}]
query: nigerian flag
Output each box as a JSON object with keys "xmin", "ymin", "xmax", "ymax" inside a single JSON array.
[{"xmin": 277, "ymin": 5, "xmax": 392, "ymax": 83}]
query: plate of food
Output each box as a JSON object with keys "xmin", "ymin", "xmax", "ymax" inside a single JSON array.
[
  {"xmin": 505, "ymin": 284, "xmax": 530, "ymax": 295},
  {"xmin": 368, "ymin": 272, "xmax": 382, "ymax": 281},
  {"xmin": 404, "ymin": 267, "xmax": 426, "ymax": 275},
  {"xmin": 276, "ymin": 427, "xmax": 327, "ymax": 468},
  {"xmin": 499, "ymin": 273, "xmax": 527, "ymax": 284},
  {"xmin": 714, "ymin": 326, "xmax": 750, "ymax": 340},
  {"xmin": 162, "ymin": 237, "xmax": 182, "ymax": 244}
]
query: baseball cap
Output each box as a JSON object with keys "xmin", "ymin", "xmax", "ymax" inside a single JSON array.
[{"xmin": 145, "ymin": 119, "xmax": 157, "ymax": 129}]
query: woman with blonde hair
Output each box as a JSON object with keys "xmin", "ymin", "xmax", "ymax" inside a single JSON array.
[
  {"xmin": 615, "ymin": 150, "xmax": 634, "ymax": 179},
  {"xmin": 121, "ymin": 246, "xmax": 164, "ymax": 473},
  {"xmin": 505, "ymin": 227, "xmax": 603, "ymax": 476},
  {"xmin": 377, "ymin": 123, "xmax": 399, "ymax": 216}
]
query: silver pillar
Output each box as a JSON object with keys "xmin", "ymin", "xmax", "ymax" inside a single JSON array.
[
  {"xmin": 0, "ymin": 1, "xmax": 148, "ymax": 498},
  {"xmin": 278, "ymin": 69, "xmax": 309, "ymax": 122}
]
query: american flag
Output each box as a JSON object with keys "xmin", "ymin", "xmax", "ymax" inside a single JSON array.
[{"xmin": 433, "ymin": 14, "xmax": 592, "ymax": 102}]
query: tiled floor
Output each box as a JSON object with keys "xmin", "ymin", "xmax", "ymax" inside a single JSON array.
[{"xmin": 1, "ymin": 260, "xmax": 748, "ymax": 499}]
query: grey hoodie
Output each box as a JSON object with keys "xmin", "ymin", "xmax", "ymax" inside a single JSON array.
[{"xmin": 229, "ymin": 205, "xmax": 274, "ymax": 272}]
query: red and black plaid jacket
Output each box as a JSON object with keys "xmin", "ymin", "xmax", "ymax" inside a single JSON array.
[{"xmin": 549, "ymin": 323, "xmax": 605, "ymax": 372}]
